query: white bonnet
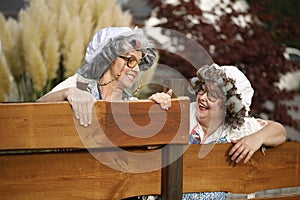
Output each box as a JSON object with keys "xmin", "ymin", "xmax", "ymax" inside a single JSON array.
[
  {"xmin": 215, "ymin": 64, "xmax": 254, "ymax": 113},
  {"xmin": 85, "ymin": 27, "xmax": 134, "ymax": 63},
  {"xmin": 77, "ymin": 26, "xmax": 155, "ymax": 80}
]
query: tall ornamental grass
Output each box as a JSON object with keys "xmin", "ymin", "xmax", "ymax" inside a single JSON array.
[{"xmin": 0, "ymin": 0, "xmax": 132, "ymax": 101}]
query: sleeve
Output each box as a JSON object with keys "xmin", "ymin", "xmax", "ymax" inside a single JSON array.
[
  {"xmin": 226, "ymin": 117, "xmax": 267, "ymax": 142},
  {"xmin": 48, "ymin": 74, "xmax": 77, "ymax": 94}
]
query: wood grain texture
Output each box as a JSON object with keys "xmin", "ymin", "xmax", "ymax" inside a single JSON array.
[
  {"xmin": 1, "ymin": 100, "xmax": 299, "ymax": 199},
  {"xmin": 0, "ymin": 97, "xmax": 190, "ymax": 150},
  {"xmin": 0, "ymin": 150, "xmax": 161, "ymax": 199},
  {"xmin": 1, "ymin": 143, "xmax": 299, "ymax": 199},
  {"xmin": 183, "ymin": 142, "xmax": 300, "ymax": 194}
]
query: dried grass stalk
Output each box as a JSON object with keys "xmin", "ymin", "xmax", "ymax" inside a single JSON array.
[
  {"xmin": 6, "ymin": 18, "xmax": 24, "ymax": 79},
  {"xmin": 79, "ymin": 1, "xmax": 94, "ymax": 47},
  {"xmin": 44, "ymin": 27, "xmax": 60, "ymax": 80},
  {"xmin": 0, "ymin": 13, "xmax": 5, "ymax": 34},
  {"xmin": 20, "ymin": 10, "xmax": 47, "ymax": 91},
  {"xmin": 1, "ymin": 0, "xmax": 133, "ymax": 101},
  {"xmin": 0, "ymin": 51, "xmax": 11, "ymax": 102},
  {"xmin": 93, "ymin": 1, "xmax": 132, "ymax": 35},
  {"xmin": 63, "ymin": 16, "xmax": 85, "ymax": 77}
]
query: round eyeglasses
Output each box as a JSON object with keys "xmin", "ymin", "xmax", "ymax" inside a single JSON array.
[
  {"xmin": 118, "ymin": 56, "xmax": 145, "ymax": 70},
  {"xmin": 197, "ymin": 83, "xmax": 223, "ymax": 102}
]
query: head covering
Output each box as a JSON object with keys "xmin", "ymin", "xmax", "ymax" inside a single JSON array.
[
  {"xmin": 191, "ymin": 63, "xmax": 253, "ymax": 113},
  {"xmin": 216, "ymin": 64, "xmax": 254, "ymax": 113},
  {"xmin": 191, "ymin": 63, "xmax": 254, "ymax": 129},
  {"xmin": 77, "ymin": 27, "xmax": 156, "ymax": 80}
]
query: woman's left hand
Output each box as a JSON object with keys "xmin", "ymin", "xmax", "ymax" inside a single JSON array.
[
  {"xmin": 229, "ymin": 133, "xmax": 263, "ymax": 164},
  {"xmin": 149, "ymin": 89, "xmax": 173, "ymax": 110}
]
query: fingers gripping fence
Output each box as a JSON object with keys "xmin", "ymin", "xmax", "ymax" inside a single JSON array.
[{"xmin": 0, "ymin": 99, "xmax": 299, "ymax": 199}]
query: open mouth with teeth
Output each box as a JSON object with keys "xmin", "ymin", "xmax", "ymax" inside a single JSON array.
[
  {"xmin": 126, "ymin": 74, "xmax": 136, "ymax": 81},
  {"xmin": 198, "ymin": 102, "xmax": 209, "ymax": 111}
]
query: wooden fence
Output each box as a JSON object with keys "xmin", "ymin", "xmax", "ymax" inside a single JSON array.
[{"xmin": 0, "ymin": 98, "xmax": 299, "ymax": 199}]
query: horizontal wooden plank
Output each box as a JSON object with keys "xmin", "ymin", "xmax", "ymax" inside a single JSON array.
[
  {"xmin": 0, "ymin": 149, "xmax": 161, "ymax": 199},
  {"xmin": 183, "ymin": 142, "xmax": 300, "ymax": 194},
  {"xmin": 0, "ymin": 97, "xmax": 190, "ymax": 150},
  {"xmin": 1, "ymin": 143, "xmax": 299, "ymax": 199}
]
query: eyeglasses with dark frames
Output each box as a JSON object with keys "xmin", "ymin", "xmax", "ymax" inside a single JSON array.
[
  {"xmin": 118, "ymin": 55, "xmax": 145, "ymax": 70},
  {"xmin": 197, "ymin": 83, "xmax": 223, "ymax": 102}
]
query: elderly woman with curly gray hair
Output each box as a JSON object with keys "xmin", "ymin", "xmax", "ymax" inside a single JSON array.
[
  {"xmin": 183, "ymin": 63, "xmax": 287, "ymax": 200},
  {"xmin": 126, "ymin": 64, "xmax": 286, "ymax": 200}
]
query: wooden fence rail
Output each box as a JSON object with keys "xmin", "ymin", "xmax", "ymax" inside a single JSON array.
[{"xmin": 0, "ymin": 99, "xmax": 299, "ymax": 199}]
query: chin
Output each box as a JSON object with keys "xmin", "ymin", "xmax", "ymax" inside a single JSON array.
[
  {"xmin": 197, "ymin": 109, "xmax": 210, "ymax": 121},
  {"xmin": 119, "ymin": 78, "xmax": 134, "ymax": 89},
  {"xmin": 127, "ymin": 79, "xmax": 135, "ymax": 87},
  {"xmin": 195, "ymin": 110, "xmax": 202, "ymax": 121}
]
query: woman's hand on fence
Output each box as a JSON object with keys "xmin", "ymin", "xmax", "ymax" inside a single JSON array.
[
  {"xmin": 149, "ymin": 89, "xmax": 173, "ymax": 110},
  {"xmin": 229, "ymin": 133, "xmax": 263, "ymax": 164},
  {"xmin": 66, "ymin": 87, "xmax": 97, "ymax": 127}
]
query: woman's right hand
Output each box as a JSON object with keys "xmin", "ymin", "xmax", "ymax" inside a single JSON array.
[
  {"xmin": 148, "ymin": 89, "xmax": 173, "ymax": 110},
  {"xmin": 66, "ymin": 87, "xmax": 97, "ymax": 127}
]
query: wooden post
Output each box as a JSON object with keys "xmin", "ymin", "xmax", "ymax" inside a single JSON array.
[{"xmin": 161, "ymin": 144, "xmax": 184, "ymax": 200}]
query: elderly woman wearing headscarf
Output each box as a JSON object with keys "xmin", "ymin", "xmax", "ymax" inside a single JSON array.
[
  {"xmin": 38, "ymin": 27, "xmax": 172, "ymax": 126},
  {"xmin": 183, "ymin": 63, "xmax": 286, "ymax": 200}
]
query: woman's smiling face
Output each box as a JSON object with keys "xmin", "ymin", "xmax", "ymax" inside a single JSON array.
[
  {"xmin": 196, "ymin": 82, "xmax": 225, "ymax": 128},
  {"xmin": 113, "ymin": 50, "xmax": 143, "ymax": 89}
]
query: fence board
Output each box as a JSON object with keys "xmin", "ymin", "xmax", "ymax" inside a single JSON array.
[
  {"xmin": 0, "ymin": 100, "xmax": 299, "ymax": 199},
  {"xmin": 1, "ymin": 143, "xmax": 299, "ymax": 199},
  {"xmin": 0, "ymin": 150, "xmax": 161, "ymax": 199},
  {"xmin": 0, "ymin": 98, "xmax": 190, "ymax": 150},
  {"xmin": 183, "ymin": 143, "xmax": 300, "ymax": 194}
]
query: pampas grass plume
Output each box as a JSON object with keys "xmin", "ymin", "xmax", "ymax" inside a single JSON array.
[
  {"xmin": 0, "ymin": 13, "xmax": 5, "ymax": 34},
  {"xmin": 79, "ymin": 1, "xmax": 94, "ymax": 47},
  {"xmin": 0, "ymin": 51, "xmax": 11, "ymax": 102},
  {"xmin": 20, "ymin": 10, "xmax": 47, "ymax": 91},
  {"xmin": 57, "ymin": 3, "xmax": 71, "ymax": 48},
  {"xmin": 45, "ymin": 0, "xmax": 63, "ymax": 14},
  {"xmin": 0, "ymin": 14, "xmax": 14, "ymax": 67},
  {"xmin": 63, "ymin": 16, "xmax": 85, "ymax": 77},
  {"xmin": 44, "ymin": 27, "xmax": 60, "ymax": 80},
  {"xmin": 93, "ymin": 0, "xmax": 132, "ymax": 34},
  {"xmin": 5, "ymin": 18, "xmax": 24, "ymax": 79},
  {"xmin": 0, "ymin": 0, "xmax": 134, "ymax": 101},
  {"xmin": 26, "ymin": 43, "xmax": 47, "ymax": 91}
]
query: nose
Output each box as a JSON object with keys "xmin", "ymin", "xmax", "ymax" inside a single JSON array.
[
  {"xmin": 197, "ymin": 91, "xmax": 208, "ymax": 101},
  {"xmin": 132, "ymin": 63, "xmax": 141, "ymax": 73}
]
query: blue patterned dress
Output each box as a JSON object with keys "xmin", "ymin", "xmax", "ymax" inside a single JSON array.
[{"xmin": 185, "ymin": 123, "xmax": 228, "ymax": 200}]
